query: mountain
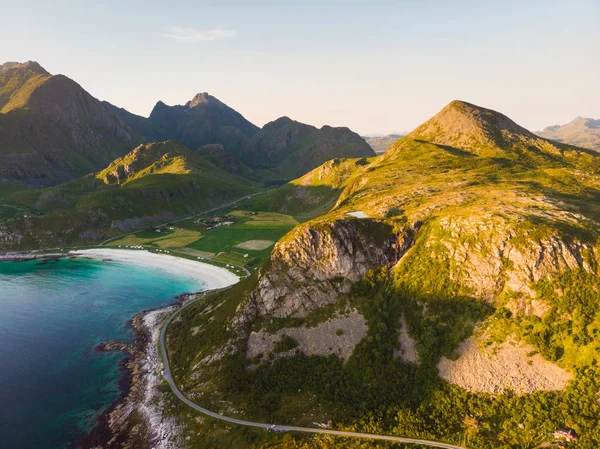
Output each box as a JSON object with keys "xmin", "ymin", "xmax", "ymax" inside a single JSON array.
[
  {"xmin": 0, "ymin": 141, "xmax": 256, "ymax": 248},
  {"xmin": 409, "ymin": 100, "xmax": 549, "ymax": 155},
  {"xmin": 245, "ymin": 116, "xmax": 375, "ymax": 179},
  {"xmin": 0, "ymin": 60, "xmax": 375, "ymax": 187},
  {"xmin": 102, "ymin": 100, "xmax": 161, "ymax": 141},
  {"xmin": 0, "ymin": 61, "xmax": 50, "ymax": 112},
  {"xmin": 0, "ymin": 62, "xmax": 138, "ymax": 186},
  {"xmin": 147, "ymin": 96, "xmax": 375, "ymax": 180},
  {"xmin": 165, "ymin": 100, "xmax": 600, "ymax": 448},
  {"xmin": 537, "ymin": 116, "xmax": 600, "ymax": 152},
  {"xmin": 363, "ymin": 133, "xmax": 405, "ymax": 154},
  {"xmin": 148, "ymin": 92, "xmax": 259, "ymax": 153}
]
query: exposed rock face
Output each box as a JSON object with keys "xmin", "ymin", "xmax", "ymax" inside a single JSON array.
[
  {"xmin": 236, "ymin": 219, "xmax": 417, "ymax": 322},
  {"xmin": 394, "ymin": 316, "xmax": 420, "ymax": 364},
  {"xmin": 247, "ymin": 310, "xmax": 368, "ymax": 363},
  {"xmin": 433, "ymin": 213, "xmax": 598, "ymax": 300},
  {"xmin": 438, "ymin": 335, "xmax": 573, "ymax": 394}
]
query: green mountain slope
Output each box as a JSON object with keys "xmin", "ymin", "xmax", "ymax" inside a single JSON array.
[
  {"xmin": 537, "ymin": 116, "xmax": 600, "ymax": 152},
  {"xmin": 165, "ymin": 100, "xmax": 600, "ymax": 449},
  {"xmin": 147, "ymin": 97, "xmax": 375, "ymax": 180},
  {"xmin": 0, "ymin": 61, "xmax": 51, "ymax": 112},
  {"xmin": 0, "ymin": 62, "xmax": 138, "ymax": 186},
  {"xmin": 0, "ymin": 61, "xmax": 378, "ymax": 190},
  {"xmin": 245, "ymin": 116, "xmax": 375, "ymax": 180},
  {"xmin": 0, "ymin": 141, "xmax": 258, "ymax": 249}
]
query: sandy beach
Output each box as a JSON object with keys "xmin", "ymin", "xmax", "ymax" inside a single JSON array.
[{"xmin": 69, "ymin": 248, "xmax": 239, "ymax": 290}]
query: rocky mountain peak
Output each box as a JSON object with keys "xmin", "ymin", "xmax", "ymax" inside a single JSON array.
[
  {"xmin": 187, "ymin": 92, "xmax": 217, "ymax": 108},
  {"xmin": 0, "ymin": 60, "xmax": 49, "ymax": 75}
]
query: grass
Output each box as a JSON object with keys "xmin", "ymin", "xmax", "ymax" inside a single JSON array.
[
  {"xmin": 229, "ymin": 210, "xmax": 299, "ymax": 228},
  {"xmin": 107, "ymin": 227, "xmax": 202, "ymax": 248},
  {"xmin": 214, "ymin": 251, "xmax": 256, "ymax": 267},
  {"xmin": 178, "ymin": 210, "xmax": 297, "ymax": 265},
  {"xmin": 101, "ymin": 209, "xmax": 298, "ymax": 270},
  {"xmin": 185, "ymin": 228, "xmax": 289, "ymax": 265}
]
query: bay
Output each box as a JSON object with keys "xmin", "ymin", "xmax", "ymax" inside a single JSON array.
[{"xmin": 0, "ymin": 257, "xmax": 202, "ymax": 449}]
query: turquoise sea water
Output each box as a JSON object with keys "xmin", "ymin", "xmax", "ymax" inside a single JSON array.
[{"xmin": 0, "ymin": 257, "xmax": 203, "ymax": 449}]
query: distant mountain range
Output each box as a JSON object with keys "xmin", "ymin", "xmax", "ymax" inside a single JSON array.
[
  {"xmin": 0, "ymin": 61, "xmax": 373, "ymax": 187},
  {"xmin": 143, "ymin": 96, "xmax": 373, "ymax": 181},
  {"xmin": 537, "ymin": 116, "xmax": 600, "ymax": 152},
  {"xmin": 362, "ymin": 134, "xmax": 406, "ymax": 154}
]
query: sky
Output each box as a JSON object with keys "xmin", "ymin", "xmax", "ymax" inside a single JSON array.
[{"xmin": 1, "ymin": 0, "xmax": 598, "ymax": 134}]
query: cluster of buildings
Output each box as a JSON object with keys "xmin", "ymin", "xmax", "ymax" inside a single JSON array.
[
  {"xmin": 154, "ymin": 226, "xmax": 175, "ymax": 233},
  {"xmin": 194, "ymin": 215, "xmax": 235, "ymax": 230}
]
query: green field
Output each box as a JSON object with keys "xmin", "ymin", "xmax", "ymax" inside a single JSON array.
[
  {"xmin": 176, "ymin": 210, "xmax": 297, "ymax": 266},
  {"xmin": 107, "ymin": 227, "xmax": 202, "ymax": 248},
  {"xmin": 214, "ymin": 251, "xmax": 256, "ymax": 267},
  {"xmin": 229, "ymin": 210, "xmax": 299, "ymax": 228},
  {"xmin": 103, "ymin": 210, "xmax": 297, "ymax": 269}
]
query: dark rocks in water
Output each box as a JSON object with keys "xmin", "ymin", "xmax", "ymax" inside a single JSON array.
[{"xmin": 97, "ymin": 341, "xmax": 132, "ymax": 353}]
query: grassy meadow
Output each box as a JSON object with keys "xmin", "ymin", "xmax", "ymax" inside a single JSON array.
[{"xmin": 105, "ymin": 210, "xmax": 297, "ymax": 269}]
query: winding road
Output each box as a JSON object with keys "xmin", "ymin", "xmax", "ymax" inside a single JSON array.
[{"xmin": 159, "ymin": 296, "xmax": 469, "ymax": 449}]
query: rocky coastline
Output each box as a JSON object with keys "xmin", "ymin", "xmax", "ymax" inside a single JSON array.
[
  {"xmin": 1, "ymin": 249, "xmax": 235, "ymax": 449},
  {"xmin": 81, "ymin": 304, "xmax": 184, "ymax": 449}
]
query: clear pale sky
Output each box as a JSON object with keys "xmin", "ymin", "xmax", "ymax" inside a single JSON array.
[{"xmin": 1, "ymin": 0, "xmax": 598, "ymax": 134}]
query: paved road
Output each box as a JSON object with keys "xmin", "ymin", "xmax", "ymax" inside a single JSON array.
[
  {"xmin": 159, "ymin": 298, "xmax": 469, "ymax": 449},
  {"xmin": 99, "ymin": 190, "xmax": 271, "ymax": 246}
]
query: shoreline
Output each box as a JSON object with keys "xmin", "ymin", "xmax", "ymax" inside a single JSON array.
[
  {"xmin": 0, "ymin": 251, "xmax": 65, "ymax": 261},
  {"xmin": 69, "ymin": 248, "xmax": 240, "ymax": 290},
  {"xmin": 0, "ymin": 248, "xmax": 240, "ymax": 449},
  {"xmin": 78, "ymin": 250, "xmax": 239, "ymax": 448},
  {"xmin": 77, "ymin": 250, "xmax": 239, "ymax": 448},
  {"xmin": 78, "ymin": 305, "xmax": 180, "ymax": 449}
]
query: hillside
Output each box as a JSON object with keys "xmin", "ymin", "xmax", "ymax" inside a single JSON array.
[
  {"xmin": 0, "ymin": 61, "xmax": 51, "ymax": 112},
  {"xmin": 246, "ymin": 117, "xmax": 375, "ymax": 180},
  {"xmin": 148, "ymin": 92, "xmax": 259, "ymax": 153},
  {"xmin": 146, "ymin": 97, "xmax": 375, "ymax": 180},
  {"xmin": 363, "ymin": 133, "xmax": 405, "ymax": 154},
  {"xmin": 165, "ymin": 101, "xmax": 600, "ymax": 449},
  {"xmin": 0, "ymin": 141, "xmax": 257, "ymax": 249},
  {"xmin": 537, "ymin": 116, "xmax": 600, "ymax": 152},
  {"xmin": 0, "ymin": 62, "xmax": 138, "ymax": 186},
  {"xmin": 108, "ymin": 92, "xmax": 374, "ymax": 181}
]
